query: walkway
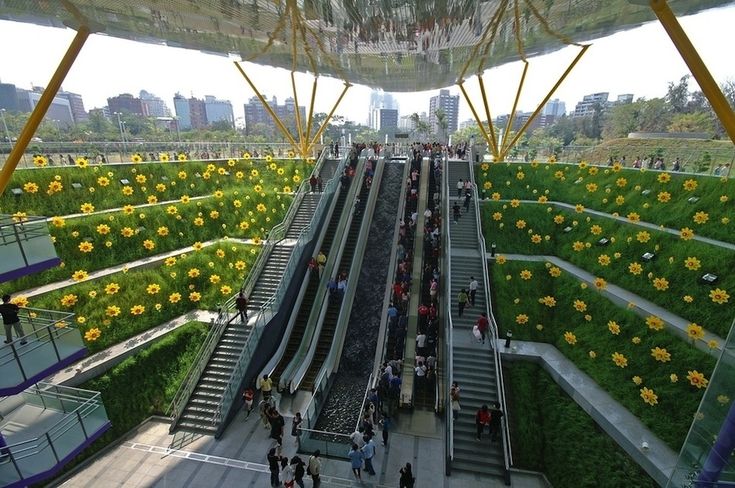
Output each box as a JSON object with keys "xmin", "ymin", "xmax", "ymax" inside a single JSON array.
[
  {"xmin": 497, "ymin": 253, "xmax": 724, "ymax": 357},
  {"xmin": 53, "ymin": 412, "xmax": 547, "ymax": 488},
  {"xmin": 497, "ymin": 199, "xmax": 735, "ymax": 251},
  {"xmin": 55, "ymin": 195, "xmax": 211, "ymax": 221},
  {"xmin": 18, "ymin": 238, "xmax": 259, "ymax": 299},
  {"xmin": 46, "ymin": 310, "xmax": 219, "ymax": 387},
  {"xmin": 499, "ymin": 339, "xmax": 677, "ymax": 487}
]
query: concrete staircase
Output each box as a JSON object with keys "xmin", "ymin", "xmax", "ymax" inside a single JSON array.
[
  {"xmin": 446, "ymin": 160, "xmax": 506, "ymax": 478},
  {"xmin": 174, "ymin": 189, "xmax": 322, "ymax": 434}
]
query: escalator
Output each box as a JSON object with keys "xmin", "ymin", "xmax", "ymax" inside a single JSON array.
[
  {"xmin": 299, "ymin": 178, "xmax": 371, "ymax": 392},
  {"xmin": 270, "ymin": 187, "xmax": 349, "ymax": 387}
]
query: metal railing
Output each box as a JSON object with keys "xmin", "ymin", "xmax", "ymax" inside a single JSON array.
[
  {"xmin": 467, "ymin": 152, "xmax": 513, "ymax": 475},
  {"xmin": 443, "ymin": 154, "xmax": 455, "ymax": 475},
  {"xmin": 211, "ymin": 153, "xmax": 349, "ymax": 430},
  {"xmin": 0, "ymin": 383, "xmax": 109, "ymax": 482}
]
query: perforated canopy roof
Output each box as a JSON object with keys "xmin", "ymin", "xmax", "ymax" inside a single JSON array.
[{"xmin": 1, "ymin": 0, "xmax": 732, "ymax": 91}]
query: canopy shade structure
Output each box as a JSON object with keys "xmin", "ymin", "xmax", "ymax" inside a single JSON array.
[{"xmin": 0, "ymin": 0, "xmax": 732, "ymax": 91}]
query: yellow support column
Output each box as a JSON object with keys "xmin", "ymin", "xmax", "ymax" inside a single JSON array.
[
  {"xmin": 0, "ymin": 26, "xmax": 89, "ymax": 194},
  {"xmin": 650, "ymin": 0, "xmax": 735, "ymax": 145}
]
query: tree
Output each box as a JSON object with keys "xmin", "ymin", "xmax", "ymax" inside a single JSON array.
[
  {"xmin": 667, "ymin": 112, "xmax": 714, "ymax": 134},
  {"xmin": 434, "ymin": 108, "xmax": 448, "ymax": 142},
  {"xmin": 666, "ymin": 75, "xmax": 690, "ymax": 114},
  {"xmin": 602, "ymin": 102, "xmax": 640, "ymax": 139}
]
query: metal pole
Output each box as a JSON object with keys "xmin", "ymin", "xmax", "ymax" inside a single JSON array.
[
  {"xmin": 0, "ymin": 25, "xmax": 89, "ymax": 194},
  {"xmin": 0, "ymin": 109, "xmax": 10, "ymax": 147},
  {"xmin": 650, "ymin": 0, "xmax": 735, "ymax": 146}
]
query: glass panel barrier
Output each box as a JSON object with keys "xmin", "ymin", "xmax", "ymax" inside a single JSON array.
[
  {"xmin": 0, "ymin": 215, "xmax": 59, "ymax": 276},
  {"xmin": 298, "ymin": 428, "xmax": 351, "ymax": 459}
]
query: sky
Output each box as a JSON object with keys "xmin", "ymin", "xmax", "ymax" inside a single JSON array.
[{"xmin": 1, "ymin": 4, "xmax": 735, "ymax": 127}]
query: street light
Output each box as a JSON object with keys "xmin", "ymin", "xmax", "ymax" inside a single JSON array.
[
  {"xmin": 113, "ymin": 112, "xmax": 127, "ymax": 158},
  {"xmin": 0, "ymin": 109, "xmax": 11, "ymax": 146}
]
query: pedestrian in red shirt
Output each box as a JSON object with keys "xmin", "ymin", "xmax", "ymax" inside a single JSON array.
[
  {"xmin": 475, "ymin": 404, "xmax": 491, "ymax": 440},
  {"xmin": 475, "ymin": 312, "xmax": 489, "ymax": 344}
]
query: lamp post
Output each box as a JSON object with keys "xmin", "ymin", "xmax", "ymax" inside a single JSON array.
[
  {"xmin": 114, "ymin": 112, "xmax": 127, "ymax": 159},
  {"xmin": 0, "ymin": 109, "xmax": 11, "ymax": 147}
]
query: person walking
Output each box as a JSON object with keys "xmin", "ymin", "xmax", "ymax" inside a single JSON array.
[
  {"xmin": 307, "ymin": 450, "xmax": 322, "ymax": 487},
  {"xmin": 456, "ymin": 178, "xmax": 464, "ymax": 198},
  {"xmin": 291, "ymin": 456, "xmax": 306, "ymax": 488},
  {"xmin": 242, "ymin": 387, "xmax": 254, "ymax": 419},
  {"xmin": 280, "ymin": 456, "xmax": 295, "ymax": 488},
  {"xmin": 475, "ymin": 312, "xmax": 489, "ymax": 344},
  {"xmin": 361, "ymin": 436, "xmax": 376, "ymax": 476},
  {"xmin": 399, "ymin": 462, "xmax": 415, "ymax": 488},
  {"xmin": 475, "ymin": 404, "xmax": 491, "ymax": 441},
  {"xmin": 452, "ymin": 201, "xmax": 461, "ymax": 223},
  {"xmin": 457, "ymin": 289, "xmax": 469, "ymax": 317},
  {"xmin": 235, "ymin": 291, "xmax": 248, "ymax": 323},
  {"xmin": 489, "ymin": 401, "xmax": 504, "ymax": 442},
  {"xmin": 270, "ymin": 409, "xmax": 285, "ymax": 447},
  {"xmin": 316, "ymin": 250, "xmax": 327, "ymax": 276},
  {"xmin": 463, "ymin": 190, "xmax": 471, "ymax": 212},
  {"xmin": 0, "ymin": 294, "xmax": 25, "ymax": 345},
  {"xmin": 468, "ymin": 276, "xmax": 478, "ymax": 306},
  {"xmin": 291, "ymin": 412, "xmax": 303, "ymax": 445},
  {"xmin": 309, "ymin": 174, "xmax": 318, "ymax": 192},
  {"xmin": 380, "ymin": 414, "xmax": 391, "ymax": 446},
  {"xmin": 348, "ymin": 443, "xmax": 364, "ymax": 480},
  {"xmin": 267, "ymin": 448, "xmax": 281, "ymax": 487},
  {"xmin": 450, "ymin": 382, "xmax": 461, "ymax": 421},
  {"xmin": 260, "ymin": 374, "xmax": 273, "ymax": 400}
]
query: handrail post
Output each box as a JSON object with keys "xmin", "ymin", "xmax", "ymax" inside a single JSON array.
[
  {"xmin": 76, "ymin": 410, "xmax": 88, "ymax": 439},
  {"xmin": 46, "ymin": 433, "xmax": 60, "ymax": 463}
]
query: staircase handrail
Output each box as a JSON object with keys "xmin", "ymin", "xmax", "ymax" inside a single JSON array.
[
  {"xmin": 211, "ymin": 152, "xmax": 350, "ymax": 431},
  {"xmin": 286, "ymin": 154, "xmax": 368, "ymax": 392},
  {"xmin": 467, "ymin": 154, "xmax": 513, "ymax": 475},
  {"xmin": 443, "ymin": 152, "xmax": 455, "ymax": 474},
  {"xmin": 166, "ymin": 297, "xmax": 235, "ymax": 427}
]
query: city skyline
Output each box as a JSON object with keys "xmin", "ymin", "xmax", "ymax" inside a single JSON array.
[{"xmin": 2, "ymin": 5, "xmax": 735, "ymax": 128}]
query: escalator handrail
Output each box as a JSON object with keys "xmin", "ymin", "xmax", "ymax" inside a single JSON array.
[
  {"xmin": 287, "ymin": 155, "xmax": 369, "ymax": 393},
  {"xmin": 280, "ymin": 152, "xmax": 368, "ymax": 392}
]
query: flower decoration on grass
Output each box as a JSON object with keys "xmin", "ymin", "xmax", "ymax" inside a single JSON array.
[
  {"xmin": 597, "ymin": 254, "xmax": 611, "ymax": 266},
  {"xmin": 640, "ymin": 387, "xmax": 658, "ymax": 406},
  {"xmin": 646, "ymin": 315, "xmax": 665, "ymax": 331},
  {"xmin": 516, "ymin": 314, "xmax": 529, "ymax": 324},
  {"xmin": 60, "ymin": 294, "xmax": 78, "ymax": 307},
  {"xmin": 146, "ymin": 284, "xmax": 161, "ymax": 295},
  {"xmin": 539, "ymin": 296, "xmax": 556, "ymax": 307},
  {"xmin": 33, "ymin": 155, "xmax": 48, "ymax": 167},
  {"xmin": 80, "ymin": 203, "xmax": 95, "ymax": 214},
  {"xmin": 682, "ymin": 179, "xmax": 698, "ymax": 191},
  {"xmin": 670, "ymin": 374, "xmax": 678, "ymax": 383},
  {"xmin": 130, "ymin": 304, "xmax": 146, "ymax": 315},
  {"xmin": 515, "ymin": 219, "xmax": 526, "ymax": 229},
  {"xmin": 680, "ymin": 227, "xmax": 694, "ymax": 240},
  {"xmin": 519, "ymin": 270, "xmax": 532, "ymax": 280},
  {"xmin": 159, "ymin": 153, "xmax": 170, "ymax": 162},
  {"xmin": 686, "ymin": 323, "xmax": 705, "ymax": 341},
  {"xmin": 687, "ymin": 370, "xmax": 708, "ymax": 389},
  {"xmin": 657, "ymin": 173, "xmax": 671, "ymax": 183},
  {"xmin": 23, "ymin": 182, "xmax": 39, "ymax": 193},
  {"xmin": 564, "ymin": 331, "xmax": 577, "ymax": 345},
  {"xmin": 574, "ymin": 204, "xmax": 585, "ymax": 213},
  {"xmin": 131, "ymin": 153, "xmax": 143, "ymax": 163},
  {"xmin": 693, "ymin": 211, "xmax": 709, "ymax": 224},
  {"xmin": 178, "ymin": 153, "xmax": 187, "ymax": 161},
  {"xmin": 652, "ymin": 277, "xmax": 669, "ymax": 291},
  {"xmin": 588, "ymin": 351, "xmax": 597, "ymax": 359},
  {"xmin": 105, "ymin": 305, "xmax": 121, "ymax": 317},
  {"xmin": 611, "ymin": 352, "xmax": 628, "ymax": 368},
  {"xmin": 632, "ymin": 376, "xmax": 643, "ymax": 385},
  {"xmin": 626, "ymin": 212, "xmax": 640, "ymax": 222},
  {"xmin": 590, "ymin": 225, "xmax": 602, "ymax": 235},
  {"xmin": 548, "ymin": 266, "xmax": 561, "ymax": 277},
  {"xmin": 572, "ymin": 241, "xmax": 585, "ymax": 252},
  {"xmin": 84, "ymin": 328, "xmax": 101, "ymax": 342},
  {"xmin": 657, "ymin": 191, "xmax": 671, "ymax": 203},
  {"xmin": 607, "ymin": 321, "xmax": 621, "ymax": 335},
  {"xmin": 710, "ymin": 288, "xmax": 730, "ymax": 304},
  {"xmin": 573, "ymin": 300, "xmax": 587, "ymax": 312},
  {"xmin": 683, "ymin": 257, "xmax": 701, "ymax": 271},
  {"xmin": 71, "ymin": 270, "xmax": 89, "ymax": 282},
  {"xmin": 75, "ymin": 157, "xmax": 89, "ymax": 168},
  {"xmin": 708, "ymin": 340, "xmax": 720, "ymax": 350},
  {"xmin": 78, "ymin": 241, "xmax": 94, "ymax": 253},
  {"xmin": 628, "ymin": 262, "xmax": 643, "ymax": 275},
  {"xmin": 593, "ymin": 277, "xmax": 607, "ymax": 290},
  {"xmin": 189, "ymin": 291, "xmax": 201, "ymax": 302},
  {"xmin": 651, "ymin": 347, "xmax": 671, "ymax": 363}
]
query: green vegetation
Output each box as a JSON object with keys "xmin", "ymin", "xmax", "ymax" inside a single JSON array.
[
  {"xmin": 68, "ymin": 322, "xmax": 208, "ymax": 468},
  {"xmin": 29, "ymin": 243, "xmax": 257, "ymax": 353},
  {"xmin": 2, "ymin": 158, "xmax": 306, "ymax": 217},
  {"xmin": 479, "ymin": 200, "xmax": 735, "ymax": 337},
  {"xmin": 493, "ymin": 260, "xmax": 715, "ymax": 450},
  {"xmin": 506, "ymin": 362, "xmax": 658, "ymax": 488},
  {"xmin": 476, "ymin": 161, "xmax": 735, "ymax": 244}
]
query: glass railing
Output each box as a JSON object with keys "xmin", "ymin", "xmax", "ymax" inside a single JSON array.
[
  {"xmin": 442, "ymin": 152, "xmax": 455, "ymax": 475},
  {"xmin": 667, "ymin": 317, "xmax": 735, "ymax": 488},
  {"xmin": 0, "ymin": 383, "xmax": 110, "ymax": 486},
  {"xmin": 0, "ymin": 214, "xmax": 60, "ymax": 281},
  {"xmin": 0, "ymin": 307, "xmax": 85, "ymax": 395},
  {"xmin": 298, "ymin": 428, "xmax": 352, "ymax": 459},
  {"xmin": 211, "ymin": 151, "xmax": 350, "ymax": 433}
]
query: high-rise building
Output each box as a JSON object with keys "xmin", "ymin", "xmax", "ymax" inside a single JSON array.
[
  {"xmin": 243, "ymin": 95, "xmax": 306, "ymax": 135},
  {"xmin": 368, "ymin": 89, "xmax": 398, "ymax": 129},
  {"xmin": 572, "ymin": 92, "xmax": 609, "ymax": 118},
  {"xmin": 204, "ymin": 95, "xmax": 234, "ymax": 127},
  {"xmin": 398, "ymin": 115, "xmax": 416, "ymax": 131},
  {"xmin": 543, "ymin": 98, "xmax": 566, "ymax": 117},
  {"xmin": 0, "ymin": 83, "xmax": 19, "ymax": 112},
  {"xmin": 372, "ymin": 108, "xmax": 398, "ymax": 134},
  {"xmin": 107, "ymin": 93, "xmax": 145, "ymax": 115},
  {"xmin": 20, "ymin": 89, "xmax": 74, "ymax": 126},
  {"xmin": 429, "ymin": 89, "xmax": 459, "ymax": 136},
  {"xmin": 140, "ymin": 90, "xmax": 171, "ymax": 117},
  {"xmin": 616, "ymin": 94, "xmax": 634, "ymax": 105},
  {"xmin": 173, "ymin": 93, "xmax": 192, "ymax": 129},
  {"xmin": 57, "ymin": 90, "xmax": 88, "ymax": 123},
  {"xmin": 189, "ymin": 97, "xmax": 207, "ymax": 129}
]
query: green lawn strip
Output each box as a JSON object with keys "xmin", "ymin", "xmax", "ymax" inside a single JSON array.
[
  {"xmin": 493, "ymin": 260, "xmax": 715, "ymax": 450},
  {"xmin": 4, "ymin": 187, "xmax": 289, "ymax": 295},
  {"xmin": 3, "ymin": 158, "xmax": 308, "ymax": 216},
  {"xmin": 62, "ymin": 321, "xmax": 208, "ymax": 471},
  {"xmin": 475, "ymin": 162, "xmax": 734, "ymax": 244},
  {"xmin": 480, "ymin": 201, "xmax": 735, "ymax": 337},
  {"xmin": 505, "ymin": 362, "xmax": 658, "ymax": 488},
  {"xmin": 28, "ymin": 243, "xmax": 258, "ymax": 353}
]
